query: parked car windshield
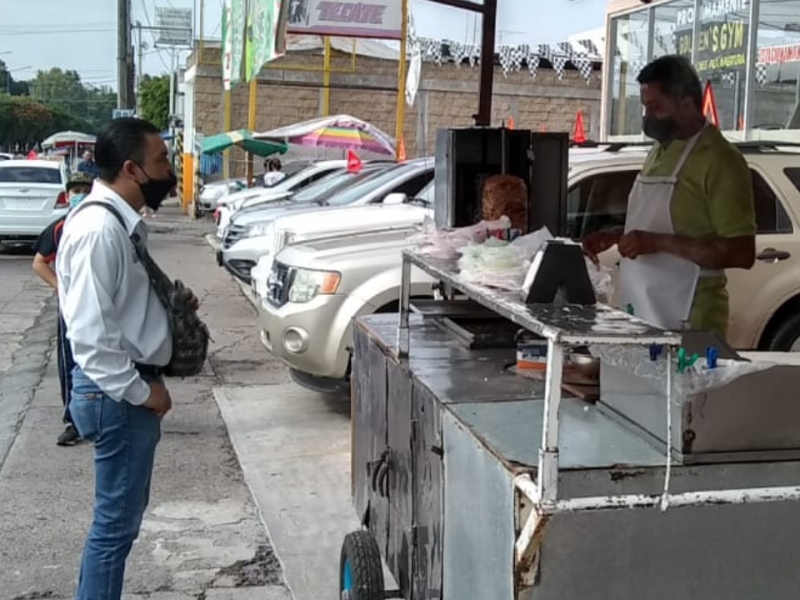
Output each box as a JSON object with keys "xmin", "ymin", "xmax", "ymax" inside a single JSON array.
[
  {"xmin": 291, "ymin": 165, "xmax": 385, "ymax": 204},
  {"xmin": 0, "ymin": 166, "xmax": 62, "ymax": 184},
  {"xmin": 325, "ymin": 162, "xmax": 427, "ymax": 207}
]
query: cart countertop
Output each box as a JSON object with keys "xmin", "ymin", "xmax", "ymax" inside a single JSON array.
[{"xmin": 403, "ymin": 249, "xmax": 682, "ymax": 346}]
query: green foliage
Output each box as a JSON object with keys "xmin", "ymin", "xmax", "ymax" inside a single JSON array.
[
  {"xmin": 0, "ymin": 95, "xmax": 91, "ymax": 148},
  {"xmin": 0, "ymin": 60, "xmax": 29, "ymax": 96},
  {"xmin": 139, "ymin": 75, "xmax": 170, "ymax": 131},
  {"xmin": 27, "ymin": 68, "xmax": 116, "ymax": 130}
]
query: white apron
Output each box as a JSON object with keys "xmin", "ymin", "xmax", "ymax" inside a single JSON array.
[{"xmin": 618, "ymin": 128, "xmax": 709, "ymax": 330}]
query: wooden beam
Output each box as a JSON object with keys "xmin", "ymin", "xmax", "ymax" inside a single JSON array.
[{"xmin": 422, "ymin": 0, "xmax": 485, "ymax": 13}]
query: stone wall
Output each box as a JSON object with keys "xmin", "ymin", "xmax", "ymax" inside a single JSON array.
[{"xmin": 191, "ymin": 48, "xmax": 602, "ymax": 175}]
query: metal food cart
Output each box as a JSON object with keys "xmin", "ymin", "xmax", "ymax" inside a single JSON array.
[{"xmin": 338, "ymin": 128, "xmax": 800, "ymax": 600}]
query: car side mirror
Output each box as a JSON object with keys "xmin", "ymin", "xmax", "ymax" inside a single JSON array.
[{"xmin": 384, "ymin": 192, "xmax": 408, "ymax": 206}]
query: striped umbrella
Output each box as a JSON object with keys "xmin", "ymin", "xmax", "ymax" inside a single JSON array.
[
  {"xmin": 255, "ymin": 115, "xmax": 395, "ymax": 156},
  {"xmin": 201, "ymin": 129, "xmax": 288, "ymax": 157}
]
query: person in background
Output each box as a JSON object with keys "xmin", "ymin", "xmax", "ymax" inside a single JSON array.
[
  {"xmin": 31, "ymin": 171, "xmax": 94, "ymax": 446},
  {"xmin": 263, "ymin": 157, "xmax": 285, "ymax": 187},
  {"xmin": 77, "ymin": 149, "xmax": 100, "ymax": 178}
]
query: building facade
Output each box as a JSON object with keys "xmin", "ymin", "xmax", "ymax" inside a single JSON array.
[
  {"xmin": 602, "ymin": 0, "xmax": 800, "ymax": 140},
  {"xmin": 183, "ymin": 39, "xmax": 602, "ymax": 181}
]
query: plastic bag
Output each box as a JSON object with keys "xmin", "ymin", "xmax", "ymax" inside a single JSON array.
[
  {"xmin": 586, "ymin": 260, "xmax": 613, "ymax": 303},
  {"xmin": 589, "ymin": 345, "xmax": 777, "ymax": 399},
  {"xmin": 410, "ymin": 216, "xmax": 512, "ymax": 259},
  {"xmin": 458, "ymin": 237, "xmax": 528, "ymax": 291}
]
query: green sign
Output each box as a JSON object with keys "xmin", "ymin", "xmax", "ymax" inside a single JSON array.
[{"xmin": 245, "ymin": 0, "xmax": 289, "ymax": 82}]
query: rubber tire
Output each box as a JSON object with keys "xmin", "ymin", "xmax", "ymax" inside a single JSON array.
[
  {"xmin": 761, "ymin": 312, "xmax": 800, "ymax": 351},
  {"xmin": 339, "ymin": 530, "xmax": 384, "ymax": 600}
]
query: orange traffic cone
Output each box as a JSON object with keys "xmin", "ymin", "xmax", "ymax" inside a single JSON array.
[
  {"xmin": 507, "ymin": 115, "xmax": 515, "ymax": 130},
  {"xmin": 572, "ymin": 110, "xmax": 586, "ymax": 143},
  {"xmin": 702, "ymin": 81, "xmax": 719, "ymax": 128},
  {"xmin": 396, "ymin": 137, "xmax": 407, "ymax": 162},
  {"xmin": 539, "ymin": 123, "xmax": 546, "ymax": 133}
]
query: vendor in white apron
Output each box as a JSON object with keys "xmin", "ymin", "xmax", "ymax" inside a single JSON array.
[{"xmin": 583, "ymin": 55, "xmax": 757, "ymax": 339}]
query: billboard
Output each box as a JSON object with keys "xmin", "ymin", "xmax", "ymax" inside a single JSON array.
[
  {"xmin": 155, "ymin": 6, "xmax": 193, "ymax": 47},
  {"xmin": 246, "ymin": 0, "xmax": 289, "ymax": 81},
  {"xmin": 222, "ymin": 0, "xmax": 247, "ymax": 90},
  {"xmin": 286, "ymin": 0, "xmax": 402, "ymax": 40}
]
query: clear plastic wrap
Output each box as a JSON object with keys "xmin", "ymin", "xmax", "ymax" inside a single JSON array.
[
  {"xmin": 589, "ymin": 344, "xmax": 777, "ymax": 398},
  {"xmin": 409, "ymin": 216, "xmax": 512, "ymax": 259}
]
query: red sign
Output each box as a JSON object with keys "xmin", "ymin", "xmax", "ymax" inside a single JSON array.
[{"xmin": 759, "ymin": 44, "xmax": 800, "ymax": 65}]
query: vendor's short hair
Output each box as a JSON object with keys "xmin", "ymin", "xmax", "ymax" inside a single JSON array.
[{"xmin": 637, "ymin": 55, "xmax": 702, "ymax": 110}]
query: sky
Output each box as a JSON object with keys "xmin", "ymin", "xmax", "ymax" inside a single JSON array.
[{"xmin": 0, "ymin": 0, "xmax": 606, "ymax": 89}]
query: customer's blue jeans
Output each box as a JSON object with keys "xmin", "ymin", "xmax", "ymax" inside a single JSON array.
[{"xmin": 69, "ymin": 366, "xmax": 161, "ymax": 600}]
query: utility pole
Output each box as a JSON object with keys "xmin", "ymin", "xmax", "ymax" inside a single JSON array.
[
  {"xmin": 117, "ymin": 0, "xmax": 132, "ymax": 109},
  {"xmin": 135, "ymin": 22, "xmax": 144, "ymax": 115}
]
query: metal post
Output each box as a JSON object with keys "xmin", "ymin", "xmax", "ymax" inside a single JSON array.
[
  {"xmin": 537, "ymin": 340, "xmax": 564, "ymax": 506},
  {"xmin": 476, "ymin": 0, "xmax": 497, "ymax": 126},
  {"xmin": 136, "ymin": 24, "xmax": 143, "ymax": 115},
  {"xmin": 742, "ymin": 0, "xmax": 761, "ymax": 139},
  {"xmin": 246, "ymin": 77, "xmax": 257, "ymax": 186},
  {"xmin": 395, "ymin": 0, "xmax": 408, "ymax": 158},
  {"xmin": 691, "ymin": 0, "xmax": 701, "ymax": 64},
  {"xmin": 646, "ymin": 6, "xmax": 656, "ymax": 62},
  {"xmin": 397, "ymin": 254, "xmax": 412, "ymax": 358},
  {"xmin": 322, "ymin": 36, "xmax": 331, "ymax": 116},
  {"xmin": 117, "ymin": 0, "xmax": 131, "ymax": 109}
]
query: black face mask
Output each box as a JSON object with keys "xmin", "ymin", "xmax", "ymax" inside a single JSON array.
[
  {"xmin": 642, "ymin": 115, "xmax": 678, "ymax": 144},
  {"xmin": 136, "ymin": 166, "xmax": 177, "ymax": 211}
]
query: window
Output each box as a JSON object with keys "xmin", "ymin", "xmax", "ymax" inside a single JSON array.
[
  {"xmin": 326, "ymin": 163, "xmax": 429, "ymax": 207},
  {"xmin": 385, "ymin": 171, "xmax": 435, "ymax": 200},
  {"xmin": 0, "ymin": 166, "xmax": 62, "ymax": 184},
  {"xmin": 566, "ymin": 170, "xmax": 639, "ymax": 239},
  {"xmin": 566, "ymin": 167, "xmax": 792, "ymax": 238},
  {"xmin": 753, "ymin": 170, "xmax": 792, "ymax": 234}
]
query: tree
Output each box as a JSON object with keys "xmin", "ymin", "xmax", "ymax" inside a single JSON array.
[
  {"xmin": 27, "ymin": 68, "xmax": 115, "ymax": 130},
  {"xmin": 139, "ymin": 75, "xmax": 170, "ymax": 131},
  {"xmin": 0, "ymin": 60, "xmax": 29, "ymax": 96},
  {"xmin": 0, "ymin": 95, "xmax": 91, "ymax": 149}
]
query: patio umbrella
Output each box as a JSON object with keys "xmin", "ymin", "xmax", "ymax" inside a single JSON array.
[
  {"xmin": 41, "ymin": 131, "xmax": 96, "ymax": 149},
  {"xmin": 201, "ymin": 129, "xmax": 288, "ymax": 157},
  {"xmin": 256, "ymin": 114, "xmax": 395, "ymax": 156}
]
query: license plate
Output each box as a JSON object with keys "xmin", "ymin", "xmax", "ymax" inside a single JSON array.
[{"xmin": 2, "ymin": 198, "xmax": 44, "ymax": 210}]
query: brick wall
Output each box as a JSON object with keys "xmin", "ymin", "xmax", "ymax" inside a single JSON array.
[{"xmin": 191, "ymin": 48, "xmax": 601, "ymax": 175}]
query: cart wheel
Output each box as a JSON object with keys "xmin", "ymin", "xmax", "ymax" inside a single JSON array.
[{"xmin": 340, "ymin": 530, "xmax": 384, "ymax": 600}]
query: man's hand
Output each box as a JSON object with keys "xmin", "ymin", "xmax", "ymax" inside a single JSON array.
[
  {"xmin": 143, "ymin": 380, "xmax": 172, "ymax": 417},
  {"xmin": 618, "ymin": 230, "xmax": 663, "ymax": 259},
  {"xmin": 582, "ymin": 228, "xmax": 623, "ymax": 264}
]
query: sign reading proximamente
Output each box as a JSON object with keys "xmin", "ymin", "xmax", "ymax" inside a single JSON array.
[
  {"xmin": 155, "ymin": 6, "xmax": 193, "ymax": 46},
  {"xmin": 287, "ymin": 0, "xmax": 402, "ymax": 39},
  {"xmin": 674, "ymin": 0, "xmax": 748, "ymax": 74}
]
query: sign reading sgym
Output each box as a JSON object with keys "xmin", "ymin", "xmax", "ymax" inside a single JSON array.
[{"xmin": 675, "ymin": 0, "xmax": 749, "ymax": 74}]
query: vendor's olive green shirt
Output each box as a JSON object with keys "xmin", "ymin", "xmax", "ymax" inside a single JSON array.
[{"xmin": 640, "ymin": 126, "xmax": 756, "ymax": 338}]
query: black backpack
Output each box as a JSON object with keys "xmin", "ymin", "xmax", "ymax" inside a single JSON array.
[{"xmin": 71, "ymin": 201, "xmax": 210, "ymax": 378}]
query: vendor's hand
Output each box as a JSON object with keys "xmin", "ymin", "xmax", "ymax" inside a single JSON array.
[
  {"xmin": 582, "ymin": 229, "xmax": 622, "ymax": 265},
  {"xmin": 618, "ymin": 230, "xmax": 662, "ymax": 259}
]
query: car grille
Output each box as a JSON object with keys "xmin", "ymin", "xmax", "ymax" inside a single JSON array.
[
  {"xmin": 267, "ymin": 262, "xmax": 295, "ymax": 308},
  {"xmin": 222, "ymin": 223, "xmax": 247, "ymax": 249}
]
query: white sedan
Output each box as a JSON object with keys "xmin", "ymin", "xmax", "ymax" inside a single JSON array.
[{"xmin": 0, "ymin": 160, "xmax": 70, "ymax": 246}]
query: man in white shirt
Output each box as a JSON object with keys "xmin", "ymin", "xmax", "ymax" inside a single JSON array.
[
  {"xmin": 262, "ymin": 157, "xmax": 286, "ymax": 187},
  {"xmin": 56, "ymin": 117, "xmax": 194, "ymax": 600}
]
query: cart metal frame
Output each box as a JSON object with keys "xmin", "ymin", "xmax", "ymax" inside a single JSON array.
[{"xmin": 397, "ymin": 248, "xmax": 800, "ymax": 585}]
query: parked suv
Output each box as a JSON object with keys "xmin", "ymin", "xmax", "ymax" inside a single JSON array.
[{"xmin": 256, "ymin": 142, "xmax": 800, "ymax": 393}]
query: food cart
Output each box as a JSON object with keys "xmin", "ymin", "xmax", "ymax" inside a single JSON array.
[{"xmin": 339, "ymin": 127, "xmax": 800, "ymax": 600}]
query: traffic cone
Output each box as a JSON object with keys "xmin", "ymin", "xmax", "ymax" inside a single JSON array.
[
  {"xmin": 572, "ymin": 110, "xmax": 586, "ymax": 143},
  {"xmin": 396, "ymin": 137, "xmax": 407, "ymax": 162},
  {"xmin": 539, "ymin": 123, "xmax": 546, "ymax": 132},
  {"xmin": 507, "ymin": 115, "xmax": 515, "ymax": 130},
  {"xmin": 346, "ymin": 149, "xmax": 362, "ymax": 172},
  {"xmin": 702, "ymin": 81, "xmax": 719, "ymax": 128}
]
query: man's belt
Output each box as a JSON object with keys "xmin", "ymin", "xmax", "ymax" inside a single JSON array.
[{"xmin": 135, "ymin": 363, "xmax": 164, "ymax": 378}]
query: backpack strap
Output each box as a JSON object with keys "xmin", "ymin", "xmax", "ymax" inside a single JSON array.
[{"xmin": 69, "ymin": 200, "xmax": 174, "ymax": 310}]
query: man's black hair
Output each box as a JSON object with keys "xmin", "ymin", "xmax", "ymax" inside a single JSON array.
[
  {"xmin": 637, "ymin": 55, "xmax": 702, "ymax": 110},
  {"xmin": 270, "ymin": 158, "xmax": 282, "ymax": 171},
  {"xmin": 95, "ymin": 117, "xmax": 161, "ymax": 182}
]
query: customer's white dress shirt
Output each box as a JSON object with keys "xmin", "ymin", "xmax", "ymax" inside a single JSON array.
[{"xmin": 56, "ymin": 181, "xmax": 172, "ymax": 405}]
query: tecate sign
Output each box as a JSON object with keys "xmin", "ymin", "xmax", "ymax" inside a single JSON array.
[{"xmin": 286, "ymin": 0, "xmax": 402, "ymax": 39}]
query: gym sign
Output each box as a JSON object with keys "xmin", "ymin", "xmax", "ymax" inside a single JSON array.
[{"xmin": 674, "ymin": 0, "xmax": 749, "ymax": 74}]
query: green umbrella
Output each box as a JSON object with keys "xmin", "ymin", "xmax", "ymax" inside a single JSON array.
[{"xmin": 201, "ymin": 129, "xmax": 288, "ymax": 157}]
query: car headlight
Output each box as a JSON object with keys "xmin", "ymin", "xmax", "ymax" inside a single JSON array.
[
  {"xmin": 245, "ymin": 222, "xmax": 274, "ymax": 238},
  {"xmin": 288, "ymin": 268, "xmax": 341, "ymax": 303}
]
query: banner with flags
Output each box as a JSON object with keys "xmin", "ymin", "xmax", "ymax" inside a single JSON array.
[{"xmin": 245, "ymin": 0, "xmax": 289, "ymax": 82}]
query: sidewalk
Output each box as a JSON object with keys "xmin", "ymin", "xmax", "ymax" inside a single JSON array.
[{"xmin": 0, "ymin": 207, "xmax": 292, "ymax": 600}]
